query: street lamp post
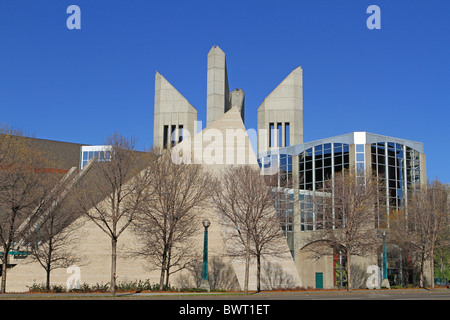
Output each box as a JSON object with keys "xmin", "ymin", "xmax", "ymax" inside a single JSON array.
[
  {"xmin": 381, "ymin": 231, "xmax": 390, "ymax": 289},
  {"xmin": 200, "ymin": 219, "xmax": 211, "ymax": 291}
]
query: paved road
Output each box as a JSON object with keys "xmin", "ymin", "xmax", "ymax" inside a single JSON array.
[
  {"xmin": 0, "ymin": 288, "xmax": 449, "ymax": 300},
  {"xmin": 250, "ymin": 288, "xmax": 450, "ymax": 300}
]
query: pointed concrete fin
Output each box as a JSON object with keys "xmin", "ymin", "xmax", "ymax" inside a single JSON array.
[
  {"xmin": 154, "ymin": 71, "xmax": 196, "ymax": 114},
  {"xmin": 154, "ymin": 71, "xmax": 197, "ymax": 149},
  {"xmin": 258, "ymin": 66, "xmax": 302, "ymax": 111}
]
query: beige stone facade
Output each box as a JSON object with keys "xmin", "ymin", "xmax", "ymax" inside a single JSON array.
[{"xmin": 5, "ymin": 107, "xmax": 301, "ymax": 293}]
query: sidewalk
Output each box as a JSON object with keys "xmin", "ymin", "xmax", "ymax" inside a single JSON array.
[{"xmin": 0, "ymin": 287, "xmax": 448, "ymax": 300}]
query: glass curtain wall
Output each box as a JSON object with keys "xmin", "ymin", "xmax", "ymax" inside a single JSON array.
[{"xmin": 370, "ymin": 142, "xmax": 422, "ymax": 227}]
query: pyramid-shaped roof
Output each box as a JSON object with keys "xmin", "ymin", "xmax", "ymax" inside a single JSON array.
[{"xmin": 172, "ymin": 107, "xmax": 258, "ymax": 169}]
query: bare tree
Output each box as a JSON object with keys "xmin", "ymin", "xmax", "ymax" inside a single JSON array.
[
  {"xmin": 390, "ymin": 180, "xmax": 449, "ymax": 288},
  {"xmin": 74, "ymin": 133, "xmax": 147, "ymax": 295},
  {"xmin": 213, "ymin": 165, "xmax": 288, "ymax": 293},
  {"xmin": 304, "ymin": 168, "xmax": 383, "ymax": 291},
  {"xmin": 26, "ymin": 195, "xmax": 83, "ymax": 291},
  {"xmin": 0, "ymin": 127, "xmax": 62, "ymax": 293},
  {"xmin": 132, "ymin": 149, "xmax": 214, "ymax": 290}
]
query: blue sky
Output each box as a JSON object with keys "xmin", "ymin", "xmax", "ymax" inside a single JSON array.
[{"xmin": 0, "ymin": 1, "xmax": 449, "ymax": 183}]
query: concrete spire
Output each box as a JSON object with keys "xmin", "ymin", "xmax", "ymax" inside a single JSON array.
[{"xmin": 207, "ymin": 45, "xmax": 230, "ymax": 126}]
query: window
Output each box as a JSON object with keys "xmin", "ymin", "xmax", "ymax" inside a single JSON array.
[
  {"xmin": 80, "ymin": 146, "xmax": 112, "ymax": 169},
  {"xmin": 178, "ymin": 125, "xmax": 183, "ymax": 143},
  {"xmin": 355, "ymin": 144, "xmax": 365, "ymax": 173},
  {"xmin": 285, "ymin": 123, "xmax": 290, "ymax": 147},
  {"xmin": 298, "ymin": 143, "xmax": 349, "ymax": 191},
  {"xmin": 163, "ymin": 125, "xmax": 169, "ymax": 149},
  {"xmin": 269, "ymin": 123, "xmax": 275, "ymax": 148},
  {"xmin": 171, "ymin": 125, "xmax": 176, "ymax": 148},
  {"xmin": 277, "ymin": 123, "xmax": 282, "ymax": 148}
]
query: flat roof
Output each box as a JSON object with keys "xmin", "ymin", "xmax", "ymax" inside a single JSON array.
[{"xmin": 258, "ymin": 131, "xmax": 424, "ymax": 158}]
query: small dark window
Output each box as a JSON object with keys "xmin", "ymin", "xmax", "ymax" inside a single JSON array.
[{"xmin": 163, "ymin": 125, "xmax": 169, "ymax": 149}]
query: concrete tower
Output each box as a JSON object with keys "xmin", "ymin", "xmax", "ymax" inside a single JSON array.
[
  {"xmin": 207, "ymin": 45, "xmax": 230, "ymax": 126},
  {"xmin": 257, "ymin": 66, "xmax": 303, "ymax": 154},
  {"xmin": 153, "ymin": 71, "xmax": 197, "ymax": 149}
]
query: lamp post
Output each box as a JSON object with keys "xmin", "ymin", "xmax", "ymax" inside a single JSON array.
[
  {"xmin": 200, "ymin": 219, "xmax": 210, "ymax": 291},
  {"xmin": 381, "ymin": 230, "xmax": 390, "ymax": 289}
]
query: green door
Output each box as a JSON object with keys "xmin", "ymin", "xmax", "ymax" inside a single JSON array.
[{"xmin": 315, "ymin": 272, "xmax": 323, "ymax": 289}]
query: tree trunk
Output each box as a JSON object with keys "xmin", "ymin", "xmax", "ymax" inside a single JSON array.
[
  {"xmin": 165, "ymin": 246, "xmax": 172, "ymax": 289},
  {"xmin": 46, "ymin": 238, "xmax": 52, "ymax": 291},
  {"xmin": 159, "ymin": 248, "xmax": 167, "ymax": 290},
  {"xmin": 165, "ymin": 268, "xmax": 170, "ymax": 289},
  {"xmin": 346, "ymin": 251, "xmax": 352, "ymax": 291},
  {"xmin": 420, "ymin": 251, "xmax": 425, "ymax": 288},
  {"xmin": 159, "ymin": 268, "xmax": 165, "ymax": 290},
  {"xmin": 1, "ymin": 251, "xmax": 8, "ymax": 293},
  {"xmin": 244, "ymin": 235, "xmax": 250, "ymax": 294},
  {"xmin": 46, "ymin": 268, "xmax": 51, "ymax": 292},
  {"xmin": 256, "ymin": 253, "xmax": 261, "ymax": 292},
  {"xmin": 430, "ymin": 246, "xmax": 435, "ymax": 289},
  {"xmin": 111, "ymin": 237, "xmax": 117, "ymax": 295}
]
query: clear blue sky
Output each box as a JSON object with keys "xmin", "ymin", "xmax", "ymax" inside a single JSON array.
[{"xmin": 0, "ymin": 1, "xmax": 449, "ymax": 183}]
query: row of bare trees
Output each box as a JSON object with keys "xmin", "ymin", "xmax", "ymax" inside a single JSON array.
[
  {"xmin": 0, "ymin": 128, "xmax": 287, "ymax": 294},
  {"xmin": 303, "ymin": 168, "xmax": 449, "ymax": 290},
  {"xmin": 0, "ymin": 125, "xmax": 71, "ymax": 293},
  {"xmin": 213, "ymin": 166, "xmax": 288, "ymax": 293},
  {"xmin": 72, "ymin": 136, "xmax": 288, "ymax": 295}
]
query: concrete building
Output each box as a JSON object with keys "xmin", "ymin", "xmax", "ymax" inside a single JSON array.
[{"xmin": 2, "ymin": 46, "xmax": 430, "ymax": 292}]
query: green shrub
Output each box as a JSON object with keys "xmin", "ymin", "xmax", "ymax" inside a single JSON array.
[{"xmin": 27, "ymin": 280, "xmax": 208, "ymax": 293}]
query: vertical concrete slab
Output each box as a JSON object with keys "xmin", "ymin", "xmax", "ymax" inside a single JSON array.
[
  {"xmin": 257, "ymin": 66, "xmax": 303, "ymax": 154},
  {"xmin": 207, "ymin": 45, "xmax": 230, "ymax": 126},
  {"xmin": 153, "ymin": 71, "xmax": 197, "ymax": 149}
]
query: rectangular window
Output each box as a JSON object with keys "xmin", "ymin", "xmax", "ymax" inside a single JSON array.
[
  {"xmin": 356, "ymin": 153, "xmax": 365, "ymax": 162},
  {"xmin": 163, "ymin": 125, "xmax": 169, "ymax": 149},
  {"xmin": 269, "ymin": 123, "xmax": 275, "ymax": 148},
  {"xmin": 178, "ymin": 125, "xmax": 183, "ymax": 143},
  {"xmin": 285, "ymin": 122, "xmax": 290, "ymax": 147},
  {"xmin": 277, "ymin": 123, "xmax": 282, "ymax": 147},
  {"xmin": 356, "ymin": 144, "xmax": 365, "ymax": 153},
  {"xmin": 171, "ymin": 125, "xmax": 176, "ymax": 147}
]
